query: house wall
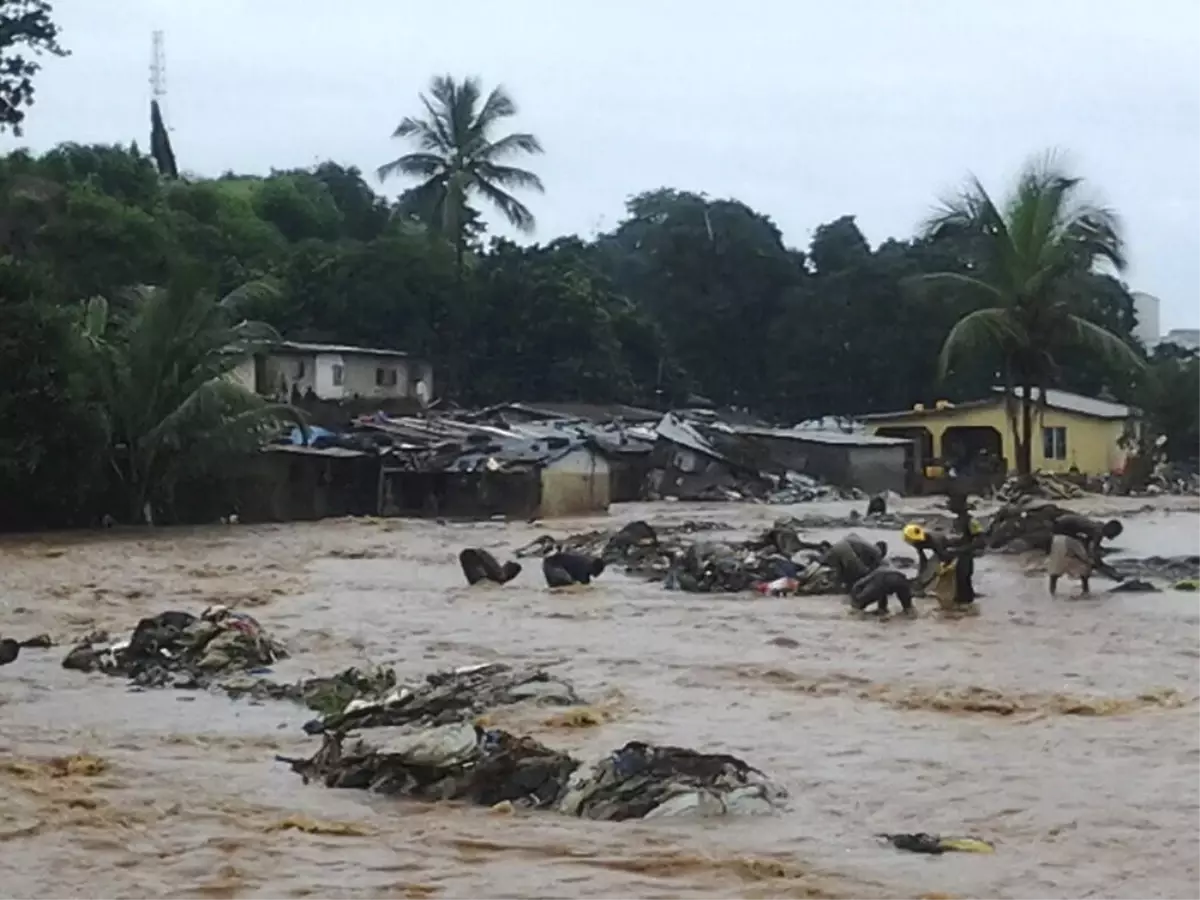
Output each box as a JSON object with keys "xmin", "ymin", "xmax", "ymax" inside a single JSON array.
[
  {"xmin": 844, "ymin": 444, "xmax": 908, "ymax": 495},
  {"xmin": 865, "ymin": 403, "xmax": 1130, "ymax": 475},
  {"xmin": 258, "ymin": 352, "xmax": 318, "ymax": 399},
  {"xmin": 747, "ymin": 435, "xmax": 907, "ymax": 494},
  {"xmin": 256, "ymin": 352, "xmax": 430, "ymax": 402},
  {"xmin": 539, "ymin": 448, "xmax": 611, "ymax": 517},
  {"xmin": 228, "ymin": 357, "xmax": 257, "ymax": 392},
  {"xmin": 232, "ymin": 453, "xmax": 379, "ymax": 522},
  {"xmin": 604, "ymin": 453, "xmax": 653, "ymax": 502}
]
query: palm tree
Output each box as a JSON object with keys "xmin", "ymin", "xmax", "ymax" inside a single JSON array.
[
  {"xmin": 377, "ymin": 75, "xmax": 544, "ymax": 275},
  {"xmin": 919, "ymin": 152, "xmax": 1143, "ymax": 475},
  {"xmin": 80, "ymin": 278, "xmax": 301, "ymax": 523}
]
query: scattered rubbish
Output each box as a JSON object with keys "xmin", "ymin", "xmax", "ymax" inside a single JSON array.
[
  {"xmin": 61, "ymin": 606, "xmax": 287, "ymax": 689},
  {"xmin": 1110, "ymin": 579, "xmax": 1159, "ymax": 593},
  {"xmin": 222, "ymin": 666, "xmax": 399, "ymax": 716},
  {"xmin": 996, "ymin": 473, "xmax": 1085, "ymax": 502},
  {"xmin": 282, "ymin": 723, "xmax": 578, "ymax": 810},
  {"xmin": 879, "ymin": 832, "xmax": 995, "ymax": 855},
  {"xmin": 298, "ymin": 662, "xmax": 582, "ymax": 735},
  {"xmin": 558, "ymin": 741, "xmax": 788, "ymax": 820},
  {"xmin": 764, "ymin": 472, "xmax": 863, "ymax": 504},
  {"xmin": 280, "ymin": 727, "xmax": 787, "ymax": 822}
]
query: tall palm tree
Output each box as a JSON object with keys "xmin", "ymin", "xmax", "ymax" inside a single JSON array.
[
  {"xmin": 377, "ymin": 75, "xmax": 544, "ymax": 274},
  {"xmin": 919, "ymin": 152, "xmax": 1143, "ymax": 475},
  {"xmin": 80, "ymin": 278, "xmax": 301, "ymax": 523}
]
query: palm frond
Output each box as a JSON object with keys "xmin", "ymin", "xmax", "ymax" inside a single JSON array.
[
  {"xmin": 1065, "ymin": 314, "xmax": 1144, "ymax": 372},
  {"xmin": 391, "ymin": 114, "xmax": 450, "ymax": 154},
  {"xmin": 219, "ymin": 278, "xmax": 282, "ymax": 315},
  {"xmin": 906, "ymin": 271, "xmax": 1005, "ymax": 304},
  {"xmin": 474, "ymin": 85, "xmax": 517, "ymax": 129},
  {"xmin": 936, "ymin": 307, "xmax": 1022, "ymax": 379},
  {"xmin": 478, "ymin": 132, "xmax": 543, "ymax": 161},
  {"xmin": 474, "ymin": 178, "xmax": 536, "ymax": 232},
  {"xmin": 474, "ymin": 162, "xmax": 545, "ymax": 193},
  {"xmin": 378, "ymin": 152, "xmax": 446, "ymax": 181}
]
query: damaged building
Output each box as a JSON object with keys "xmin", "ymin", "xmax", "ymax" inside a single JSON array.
[{"xmin": 650, "ymin": 413, "xmax": 910, "ymax": 500}]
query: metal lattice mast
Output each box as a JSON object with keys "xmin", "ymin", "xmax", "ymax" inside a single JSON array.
[{"xmin": 150, "ymin": 30, "xmax": 167, "ymax": 123}]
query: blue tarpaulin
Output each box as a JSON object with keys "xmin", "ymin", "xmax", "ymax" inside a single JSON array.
[{"xmin": 289, "ymin": 425, "xmax": 335, "ymax": 446}]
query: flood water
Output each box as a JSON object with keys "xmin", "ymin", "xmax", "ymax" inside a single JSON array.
[{"xmin": 2, "ymin": 496, "xmax": 1198, "ymax": 899}]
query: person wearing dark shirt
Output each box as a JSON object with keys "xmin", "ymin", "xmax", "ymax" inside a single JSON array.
[
  {"xmin": 820, "ymin": 535, "xmax": 888, "ymax": 591},
  {"xmin": 903, "ymin": 522, "xmax": 981, "ymax": 607},
  {"xmin": 849, "ymin": 566, "xmax": 915, "ymax": 616},
  {"xmin": 459, "ymin": 548, "xmax": 522, "ymax": 586},
  {"xmin": 1048, "ymin": 515, "xmax": 1123, "ymax": 595},
  {"xmin": 542, "ymin": 551, "xmax": 606, "ymax": 588}
]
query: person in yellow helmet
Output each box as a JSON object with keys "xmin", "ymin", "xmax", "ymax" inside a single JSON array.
[{"xmin": 903, "ymin": 518, "xmax": 982, "ymax": 607}]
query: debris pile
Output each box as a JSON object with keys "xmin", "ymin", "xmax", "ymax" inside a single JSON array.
[
  {"xmin": 986, "ymin": 500, "xmax": 1065, "ymax": 553},
  {"xmin": 556, "ymin": 740, "xmax": 787, "ymax": 819},
  {"xmin": 282, "ymin": 724, "xmax": 787, "ymax": 821},
  {"xmin": 764, "ymin": 472, "xmax": 864, "ymax": 504},
  {"xmin": 61, "ymin": 606, "xmax": 287, "ymax": 689},
  {"xmin": 297, "ymin": 662, "xmax": 582, "ymax": 735},
  {"xmin": 996, "ymin": 473, "xmax": 1085, "ymax": 502},
  {"xmin": 222, "ymin": 665, "xmax": 399, "ymax": 715}
]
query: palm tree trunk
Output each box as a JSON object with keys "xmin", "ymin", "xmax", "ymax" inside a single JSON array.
[{"xmin": 1017, "ymin": 376, "xmax": 1035, "ymax": 476}]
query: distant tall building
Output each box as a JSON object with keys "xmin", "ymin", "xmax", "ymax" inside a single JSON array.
[{"xmin": 1131, "ymin": 292, "xmax": 1161, "ymax": 347}]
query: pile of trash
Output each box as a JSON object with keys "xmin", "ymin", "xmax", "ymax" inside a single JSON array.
[
  {"xmin": 996, "ymin": 473, "xmax": 1085, "ymax": 502},
  {"xmin": 281, "ymin": 723, "xmax": 787, "ymax": 821},
  {"xmin": 985, "ymin": 500, "xmax": 1064, "ymax": 553},
  {"xmin": 516, "ymin": 520, "xmax": 726, "ymax": 579},
  {"xmin": 1110, "ymin": 555, "xmax": 1200, "ymax": 586},
  {"xmin": 61, "ymin": 606, "xmax": 287, "ymax": 689},
  {"xmin": 222, "ymin": 665, "xmax": 399, "ymax": 715},
  {"xmin": 294, "ymin": 662, "xmax": 583, "ymax": 735},
  {"xmin": 764, "ymin": 472, "xmax": 865, "ymax": 504}
]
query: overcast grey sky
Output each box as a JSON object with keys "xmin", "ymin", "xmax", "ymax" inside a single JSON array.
[{"xmin": 10, "ymin": 0, "xmax": 1199, "ymax": 328}]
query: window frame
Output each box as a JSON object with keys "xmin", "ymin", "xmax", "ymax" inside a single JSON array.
[{"xmin": 1041, "ymin": 425, "xmax": 1067, "ymax": 461}]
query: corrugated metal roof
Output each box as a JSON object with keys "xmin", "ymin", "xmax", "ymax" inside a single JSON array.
[
  {"xmin": 990, "ymin": 387, "xmax": 1132, "ymax": 420},
  {"xmin": 273, "ymin": 341, "xmax": 411, "ymax": 359},
  {"xmin": 860, "ymin": 387, "xmax": 1132, "ymax": 423},
  {"xmin": 654, "ymin": 413, "xmax": 732, "ymax": 463},
  {"xmin": 265, "ymin": 444, "xmax": 367, "ymax": 459},
  {"xmin": 734, "ymin": 426, "xmax": 913, "ymax": 447}
]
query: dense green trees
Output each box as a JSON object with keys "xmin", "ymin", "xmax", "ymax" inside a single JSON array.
[
  {"xmin": 0, "ymin": 0, "xmax": 66, "ymax": 135},
  {"xmin": 2, "ymin": 138, "xmax": 1169, "ymax": 528},
  {"xmin": 0, "ymin": 8, "xmax": 1186, "ymax": 527}
]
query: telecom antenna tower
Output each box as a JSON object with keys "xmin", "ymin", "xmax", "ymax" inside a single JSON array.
[{"xmin": 150, "ymin": 30, "xmax": 168, "ymax": 124}]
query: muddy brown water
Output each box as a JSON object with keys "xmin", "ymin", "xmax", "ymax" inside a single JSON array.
[{"xmin": 2, "ymin": 497, "xmax": 1198, "ymax": 899}]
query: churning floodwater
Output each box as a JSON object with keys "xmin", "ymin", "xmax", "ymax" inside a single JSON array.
[{"xmin": 2, "ymin": 496, "xmax": 1198, "ymax": 899}]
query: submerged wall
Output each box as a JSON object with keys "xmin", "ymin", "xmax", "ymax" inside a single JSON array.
[{"xmin": 539, "ymin": 448, "xmax": 611, "ymax": 517}]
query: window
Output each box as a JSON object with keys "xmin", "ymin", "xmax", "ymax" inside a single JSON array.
[
  {"xmin": 331, "ymin": 363, "xmax": 344, "ymax": 387},
  {"xmin": 1042, "ymin": 426, "xmax": 1067, "ymax": 461},
  {"xmin": 295, "ymin": 360, "xmax": 306, "ymax": 378},
  {"xmin": 375, "ymin": 367, "xmax": 398, "ymax": 387}
]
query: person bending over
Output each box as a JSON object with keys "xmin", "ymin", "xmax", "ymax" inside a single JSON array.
[
  {"xmin": 459, "ymin": 548, "xmax": 522, "ymax": 586},
  {"xmin": 820, "ymin": 535, "xmax": 888, "ymax": 591},
  {"xmin": 542, "ymin": 551, "xmax": 606, "ymax": 588},
  {"xmin": 849, "ymin": 566, "xmax": 915, "ymax": 616},
  {"xmin": 1047, "ymin": 515, "xmax": 1122, "ymax": 596}
]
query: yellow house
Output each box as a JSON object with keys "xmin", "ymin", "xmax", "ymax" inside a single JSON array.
[{"xmin": 860, "ymin": 387, "xmax": 1135, "ymax": 476}]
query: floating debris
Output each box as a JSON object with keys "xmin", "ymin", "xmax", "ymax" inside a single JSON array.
[
  {"xmin": 879, "ymin": 832, "xmax": 995, "ymax": 855},
  {"xmin": 280, "ymin": 725, "xmax": 787, "ymax": 822},
  {"xmin": 299, "ymin": 662, "xmax": 583, "ymax": 735},
  {"xmin": 222, "ymin": 666, "xmax": 399, "ymax": 716},
  {"xmin": 61, "ymin": 606, "xmax": 287, "ymax": 689}
]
